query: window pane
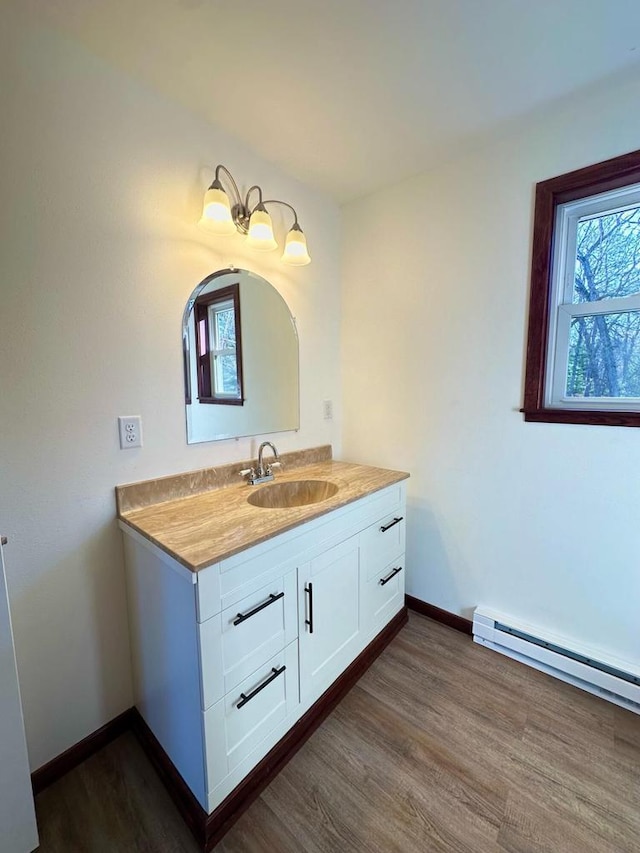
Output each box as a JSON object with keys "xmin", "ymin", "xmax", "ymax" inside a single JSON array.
[
  {"xmin": 213, "ymin": 353, "xmax": 240, "ymax": 396},
  {"xmin": 214, "ymin": 307, "xmax": 236, "ymax": 350},
  {"xmin": 566, "ymin": 311, "xmax": 640, "ymax": 397},
  {"xmin": 573, "ymin": 206, "xmax": 640, "ymax": 303}
]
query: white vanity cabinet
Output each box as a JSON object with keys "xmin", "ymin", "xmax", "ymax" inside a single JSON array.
[{"xmin": 121, "ymin": 478, "xmax": 406, "ymax": 820}]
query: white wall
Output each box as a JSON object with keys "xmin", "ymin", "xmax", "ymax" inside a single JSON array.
[
  {"xmin": 0, "ymin": 8, "xmax": 342, "ymax": 770},
  {"xmin": 342, "ymin": 74, "xmax": 640, "ymax": 665}
]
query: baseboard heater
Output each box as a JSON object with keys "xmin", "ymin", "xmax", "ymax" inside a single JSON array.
[{"xmin": 473, "ymin": 606, "xmax": 640, "ymax": 715}]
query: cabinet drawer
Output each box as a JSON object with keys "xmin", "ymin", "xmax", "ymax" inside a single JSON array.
[
  {"xmin": 199, "ymin": 571, "xmax": 297, "ymax": 709},
  {"xmin": 363, "ymin": 556, "xmax": 405, "ymax": 633},
  {"xmin": 360, "ymin": 511, "xmax": 405, "ymax": 580},
  {"xmin": 204, "ymin": 642, "xmax": 299, "ymax": 787}
]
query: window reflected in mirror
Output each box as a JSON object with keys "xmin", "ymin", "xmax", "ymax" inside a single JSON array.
[{"xmin": 195, "ymin": 283, "xmax": 244, "ymax": 405}]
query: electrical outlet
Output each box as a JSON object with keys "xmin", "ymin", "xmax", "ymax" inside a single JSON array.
[
  {"xmin": 323, "ymin": 399, "xmax": 333, "ymax": 420},
  {"xmin": 118, "ymin": 416, "xmax": 142, "ymax": 449}
]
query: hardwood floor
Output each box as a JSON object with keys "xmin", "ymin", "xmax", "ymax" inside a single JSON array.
[{"xmin": 35, "ymin": 613, "xmax": 640, "ymax": 852}]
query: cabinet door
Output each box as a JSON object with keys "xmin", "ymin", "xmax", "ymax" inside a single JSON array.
[{"xmin": 298, "ymin": 535, "xmax": 360, "ymax": 702}]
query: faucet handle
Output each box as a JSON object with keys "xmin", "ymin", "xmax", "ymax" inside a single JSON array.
[
  {"xmin": 240, "ymin": 467, "xmax": 255, "ymax": 479},
  {"xmin": 264, "ymin": 461, "xmax": 282, "ymax": 477}
]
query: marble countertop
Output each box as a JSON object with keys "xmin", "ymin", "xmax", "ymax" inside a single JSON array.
[{"xmin": 118, "ymin": 458, "xmax": 409, "ymax": 572}]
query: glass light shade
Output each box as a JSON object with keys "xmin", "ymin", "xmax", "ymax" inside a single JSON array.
[
  {"xmin": 246, "ymin": 206, "xmax": 278, "ymax": 251},
  {"xmin": 282, "ymin": 224, "xmax": 311, "ymax": 265},
  {"xmin": 199, "ymin": 185, "xmax": 235, "ymax": 235}
]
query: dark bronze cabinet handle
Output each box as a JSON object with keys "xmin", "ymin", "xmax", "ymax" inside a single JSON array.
[
  {"xmin": 379, "ymin": 517, "xmax": 403, "ymax": 533},
  {"xmin": 233, "ymin": 591, "xmax": 284, "ymax": 626},
  {"xmin": 305, "ymin": 583, "xmax": 314, "ymax": 634},
  {"xmin": 237, "ymin": 665, "xmax": 286, "ymax": 709},
  {"xmin": 379, "ymin": 566, "xmax": 403, "ymax": 586},
  {"xmin": 0, "ymin": 536, "xmax": 7, "ymax": 546}
]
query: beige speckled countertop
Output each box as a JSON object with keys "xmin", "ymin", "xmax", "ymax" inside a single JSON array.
[{"xmin": 117, "ymin": 455, "xmax": 409, "ymax": 572}]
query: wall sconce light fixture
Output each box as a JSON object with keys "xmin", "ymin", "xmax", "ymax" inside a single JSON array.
[{"xmin": 199, "ymin": 164, "xmax": 311, "ymax": 266}]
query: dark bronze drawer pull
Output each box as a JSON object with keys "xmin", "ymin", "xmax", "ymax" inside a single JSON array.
[
  {"xmin": 305, "ymin": 583, "xmax": 314, "ymax": 634},
  {"xmin": 233, "ymin": 591, "xmax": 284, "ymax": 626},
  {"xmin": 237, "ymin": 665, "xmax": 286, "ymax": 709},
  {"xmin": 379, "ymin": 566, "xmax": 403, "ymax": 586},
  {"xmin": 379, "ymin": 517, "xmax": 403, "ymax": 533}
]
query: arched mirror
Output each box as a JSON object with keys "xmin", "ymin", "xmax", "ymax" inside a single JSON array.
[{"xmin": 183, "ymin": 269, "xmax": 299, "ymax": 443}]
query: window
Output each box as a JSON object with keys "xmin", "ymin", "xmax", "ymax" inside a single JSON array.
[
  {"xmin": 523, "ymin": 148, "xmax": 640, "ymax": 426},
  {"xmin": 194, "ymin": 283, "xmax": 244, "ymax": 405}
]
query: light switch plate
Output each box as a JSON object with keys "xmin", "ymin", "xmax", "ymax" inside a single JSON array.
[{"xmin": 118, "ymin": 416, "xmax": 142, "ymax": 449}]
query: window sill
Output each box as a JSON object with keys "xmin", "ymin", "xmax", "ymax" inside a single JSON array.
[
  {"xmin": 198, "ymin": 396, "xmax": 245, "ymax": 407},
  {"xmin": 521, "ymin": 407, "xmax": 640, "ymax": 427}
]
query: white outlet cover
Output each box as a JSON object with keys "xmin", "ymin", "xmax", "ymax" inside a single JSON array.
[{"xmin": 118, "ymin": 415, "xmax": 142, "ymax": 449}]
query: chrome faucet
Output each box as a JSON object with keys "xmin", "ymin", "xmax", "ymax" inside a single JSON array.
[
  {"xmin": 257, "ymin": 441, "xmax": 280, "ymax": 478},
  {"xmin": 240, "ymin": 441, "xmax": 282, "ymax": 485}
]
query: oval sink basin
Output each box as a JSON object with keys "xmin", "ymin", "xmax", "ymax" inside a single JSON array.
[{"xmin": 247, "ymin": 479, "xmax": 339, "ymax": 509}]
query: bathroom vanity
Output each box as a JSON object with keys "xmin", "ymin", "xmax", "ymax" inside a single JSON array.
[{"xmin": 117, "ymin": 447, "xmax": 408, "ymax": 850}]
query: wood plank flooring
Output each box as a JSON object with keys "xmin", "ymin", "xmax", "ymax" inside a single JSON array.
[{"xmin": 35, "ymin": 613, "xmax": 640, "ymax": 852}]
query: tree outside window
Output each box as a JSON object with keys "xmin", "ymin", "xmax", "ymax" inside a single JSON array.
[{"xmin": 566, "ymin": 208, "xmax": 640, "ymax": 398}]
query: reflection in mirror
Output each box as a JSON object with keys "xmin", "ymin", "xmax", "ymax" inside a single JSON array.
[
  {"xmin": 194, "ymin": 283, "xmax": 244, "ymax": 405},
  {"xmin": 183, "ymin": 269, "xmax": 299, "ymax": 443}
]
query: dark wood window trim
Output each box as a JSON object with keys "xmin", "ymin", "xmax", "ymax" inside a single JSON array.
[
  {"xmin": 523, "ymin": 147, "xmax": 640, "ymax": 427},
  {"xmin": 194, "ymin": 283, "xmax": 244, "ymax": 406}
]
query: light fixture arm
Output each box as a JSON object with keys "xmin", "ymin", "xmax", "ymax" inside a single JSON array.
[
  {"xmin": 245, "ymin": 185, "xmax": 264, "ymax": 208},
  {"xmin": 260, "ymin": 199, "xmax": 300, "ymax": 228},
  {"xmin": 244, "ymin": 190, "xmax": 302, "ymax": 235},
  {"xmin": 212, "ymin": 164, "xmax": 242, "ymax": 205},
  {"xmin": 207, "ymin": 165, "xmax": 251, "ymax": 233}
]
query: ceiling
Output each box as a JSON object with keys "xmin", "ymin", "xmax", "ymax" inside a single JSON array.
[{"xmin": 26, "ymin": 0, "xmax": 640, "ymax": 201}]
